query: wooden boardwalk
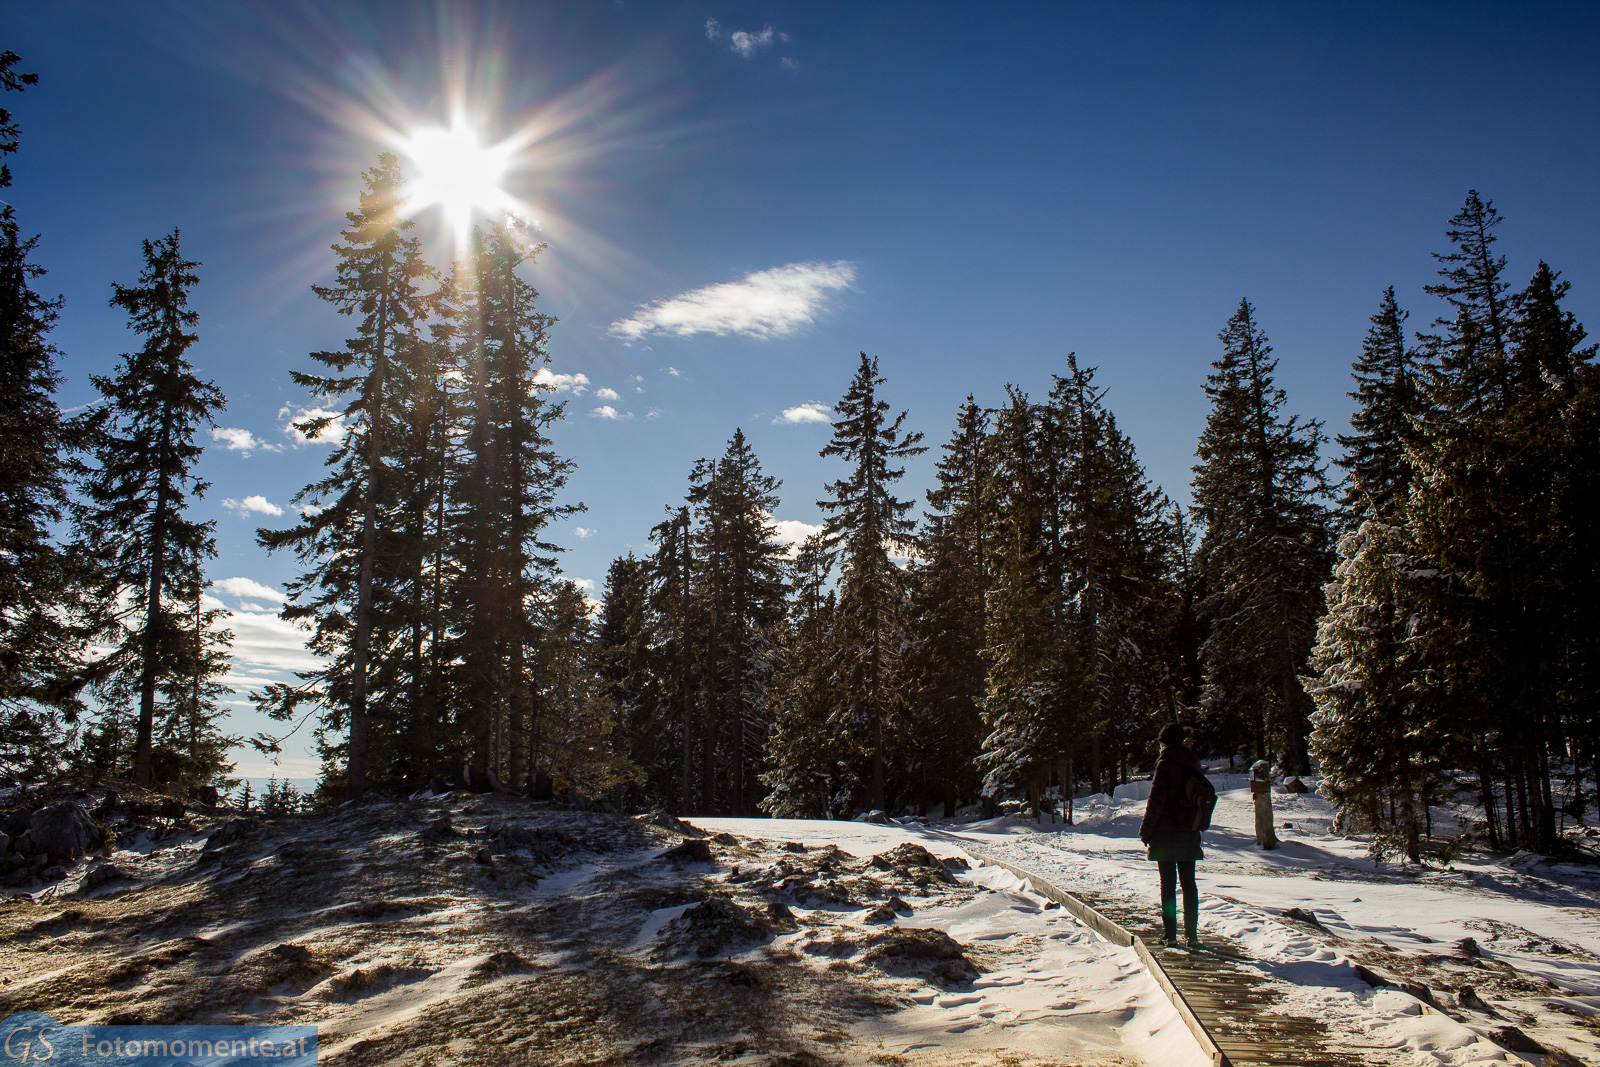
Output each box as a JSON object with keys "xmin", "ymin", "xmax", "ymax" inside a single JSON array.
[
  {"xmin": 961, "ymin": 849, "xmax": 1376, "ymax": 1066},
  {"xmin": 1078, "ymin": 889, "xmax": 1375, "ymax": 1066}
]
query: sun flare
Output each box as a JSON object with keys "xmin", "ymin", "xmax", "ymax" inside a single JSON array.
[{"xmin": 396, "ymin": 119, "xmax": 520, "ymax": 248}]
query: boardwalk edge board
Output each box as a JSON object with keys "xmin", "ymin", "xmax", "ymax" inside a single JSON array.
[{"xmin": 959, "ymin": 846, "xmax": 1232, "ymax": 1067}]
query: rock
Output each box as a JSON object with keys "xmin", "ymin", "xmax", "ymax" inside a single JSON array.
[
  {"xmin": 81, "ymin": 863, "xmax": 128, "ymax": 889},
  {"xmin": 475, "ymin": 848, "xmax": 493, "ymax": 865},
  {"xmin": 157, "ymin": 798, "xmax": 186, "ymax": 820},
  {"xmin": 863, "ymin": 904, "xmax": 897, "ymax": 924},
  {"xmin": 1457, "ymin": 986, "xmax": 1498, "ymax": 1015},
  {"xmin": 426, "ymin": 776, "xmax": 451, "ymax": 796},
  {"xmin": 0, "ymin": 832, "xmax": 8, "ymax": 855},
  {"xmin": 19, "ymin": 802, "xmax": 102, "ymax": 861},
  {"xmin": 0, "ymin": 807, "xmax": 33, "ymax": 838},
  {"xmin": 426, "ymin": 816, "xmax": 456, "ymax": 838},
  {"xmin": 887, "ymin": 895, "xmax": 911, "ymax": 913},
  {"xmin": 1455, "ymin": 937, "xmax": 1482, "ymax": 957},
  {"xmin": 783, "ymin": 841, "xmax": 806, "ymax": 853},
  {"xmin": 204, "ymin": 818, "xmax": 260, "ymax": 849},
  {"xmin": 1280, "ymin": 907, "xmax": 1327, "ymax": 930},
  {"xmin": 711, "ymin": 832, "xmax": 739, "ymax": 846},
  {"xmin": 93, "ymin": 792, "xmax": 122, "ymax": 818},
  {"xmin": 187, "ymin": 785, "xmax": 219, "ymax": 807},
  {"xmin": 664, "ymin": 838, "xmax": 714, "ymax": 863},
  {"xmin": 766, "ymin": 901, "xmax": 796, "ymax": 924},
  {"xmin": 38, "ymin": 865, "xmax": 66, "ymax": 882},
  {"xmin": 941, "ymin": 855, "xmax": 970, "ymax": 871},
  {"xmin": 272, "ymin": 943, "xmax": 313, "ymax": 963},
  {"xmin": 1283, "ymin": 777, "xmax": 1309, "ymax": 794},
  {"xmin": 639, "ymin": 809, "xmax": 702, "ymax": 836},
  {"xmin": 856, "ymin": 810, "xmax": 892, "ymax": 824}
]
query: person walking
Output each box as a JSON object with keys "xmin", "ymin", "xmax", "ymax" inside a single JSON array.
[
  {"xmin": 1250, "ymin": 759, "xmax": 1279, "ymax": 850},
  {"xmin": 1139, "ymin": 723, "xmax": 1208, "ymax": 950}
]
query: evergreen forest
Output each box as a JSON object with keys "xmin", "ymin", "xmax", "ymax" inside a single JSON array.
[{"xmin": 4, "ymin": 51, "xmax": 1598, "ymax": 860}]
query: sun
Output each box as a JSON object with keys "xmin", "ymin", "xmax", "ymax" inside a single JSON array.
[{"xmin": 395, "ymin": 118, "xmax": 520, "ymax": 248}]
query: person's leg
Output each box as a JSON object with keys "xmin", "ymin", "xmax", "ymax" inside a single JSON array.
[
  {"xmin": 1158, "ymin": 860, "xmax": 1177, "ymax": 942},
  {"xmin": 1179, "ymin": 860, "xmax": 1199, "ymax": 946}
]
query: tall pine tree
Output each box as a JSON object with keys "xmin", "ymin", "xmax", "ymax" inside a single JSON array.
[
  {"xmin": 1192, "ymin": 299, "xmax": 1333, "ymax": 773},
  {"xmin": 817, "ymin": 353, "xmax": 925, "ymax": 811},
  {"xmin": 78, "ymin": 231, "xmax": 229, "ymax": 788}
]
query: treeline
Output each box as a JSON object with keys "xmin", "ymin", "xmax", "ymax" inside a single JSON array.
[{"xmin": 1310, "ymin": 193, "xmax": 1600, "ymax": 859}]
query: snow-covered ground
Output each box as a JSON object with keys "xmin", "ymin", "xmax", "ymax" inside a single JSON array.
[{"xmin": 706, "ymin": 777, "xmax": 1600, "ymax": 1066}]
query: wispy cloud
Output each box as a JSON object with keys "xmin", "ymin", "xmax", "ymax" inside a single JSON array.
[
  {"xmin": 222, "ymin": 495, "xmax": 284, "ymax": 518},
  {"xmin": 279, "ymin": 405, "xmax": 346, "ymax": 445},
  {"xmin": 595, "ymin": 387, "xmax": 620, "ymax": 401},
  {"xmin": 611, "ymin": 261, "xmax": 855, "ymax": 341},
  {"xmin": 533, "ymin": 368, "xmax": 590, "ymax": 394},
  {"xmin": 211, "ymin": 427, "xmax": 279, "ymax": 454},
  {"xmin": 778, "ymin": 402, "xmax": 833, "ymax": 425},
  {"xmin": 574, "ymin": 527, "xmax": 595, "ymax": 539},
  {"xmin": 731, "ymin": 26, "xmax": 775, "ymax": 57},
  {"xmin": 211, "ymin": 576, "xmax": 286, "ymax": 604},
  {"xmin": 705, "ymin": 17, "xmax": 783, "ymax": 59},
  {"xmin": 667, "ymin": 367, "xmax": 681, "ymax": 377}
]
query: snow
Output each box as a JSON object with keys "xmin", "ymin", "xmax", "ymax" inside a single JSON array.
[
  {"xmin": 698, "ymin": 817, "xmax": 1211, "ymax": 1066},
  {"xmin": 703, "ymin": 775, "xmax": 1600, "ymax": 1065}
]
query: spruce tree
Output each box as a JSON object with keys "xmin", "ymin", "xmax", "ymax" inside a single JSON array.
[
  {"xmin": 454, "ymin": 222, "xmax": 578, "ymax": 785},
  {"xmin": 817, "ymin": 353, "xmax": 925, "ymax": 811},
  {"xmin": 1309, "ymin": 520, "xmax": 1445, "ymax": 862},
  {"xmin": 1192, "ymin": 299, "xmax": 1333, "ymax": 773},
  {"xmin": 0, "ymin": 51, "xmax": 89, "ymax": 776},
  {"xmin": 762, "ymin": 533, "xmax": 848, "ymax": 817},
  {"xmin": 688, "ymin": 429, "xmax": 787, "ymax": 815},
  {"xmin": 1408, "ymin": 195, "xmax": 1599, "ymax": 852},
  {"xmin": 78, "ymin": 231, "xmax": 229, "ymax": 788},
  {"xmin": 1337, "ymin": 288, "xmax": 1419, "ymax": 520},
  {"xmin": 258, "ymin": 154, "xmax": 432, "ymax": 799}
]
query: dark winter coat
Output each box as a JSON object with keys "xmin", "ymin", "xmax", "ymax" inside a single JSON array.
[{"xmin": 1139, "ymin": 742, "xmax": 1205, "ymax": 863}]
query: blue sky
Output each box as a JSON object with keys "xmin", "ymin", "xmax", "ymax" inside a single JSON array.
[{"xmin": 7, "ymin": 2, "xmax": 1599, "ymax": 782}]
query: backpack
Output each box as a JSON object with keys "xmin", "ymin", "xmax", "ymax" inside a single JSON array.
[{"xmin": 1183, "ymin": 768, "xmax": 1218, "ymax": 832}]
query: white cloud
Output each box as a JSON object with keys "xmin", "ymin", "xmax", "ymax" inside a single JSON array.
[
  {"xmin": 211, "ymin": 577, "xmax": 286, "ymax": 604},
  {"xmin": 595, "ymin": 387, "xmax": 620, "ymax": 401},
  {"xmin": 279, "ymin": 405, "xmax": 347, "ymax": 445},
  {"xmin": 222, "ymin": 495, "xmax": 285, "ymax": 518},
  {"xmin": 533, "ymin": 368, "xmax": 590, "ymax": 394},
  {"xmin": 771, "ymin": 518, "xmax": 825, "ymax": 546},
  {"xmin": 781, "ymin": 57, "xmax": 798, "ymax": 71},
  {"xmin": 779, "ymin": 401, "xmax": 833, "ymax": 424},
  {"xmin": 610, "ymin": 261, "xmax": 855, "ymax": 341},
  {"xmin": 591, "ymin": 405, "xmax": 632, "ymax": 420},
  {"xmin": 645, "ymin": 407, "xmax": 663, "ymax": 419},
  {"xmin": 211, "ymin": 427, "xmax": 279, "ymax": 453},
  {"xmin": 667, "ymin": 367, "xmax": 681, "ymax": 376},
  {"xmin": 574, "ymin": 527, "xmax": 594, "ymax": 539},
  {"xmin": 300, "ymin": 503, "xmax": 324, "ymax": 518},
  {"xmin": 705, "ymin": 17, "xmax": 722, "ymax": 40},
  {"xmin": 571, "ymin": 578, "xmax": 596, "ymax": 592},
  {"xmin": 729, "ymin": 25, "xmax": 776, "ymax": 57}
]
